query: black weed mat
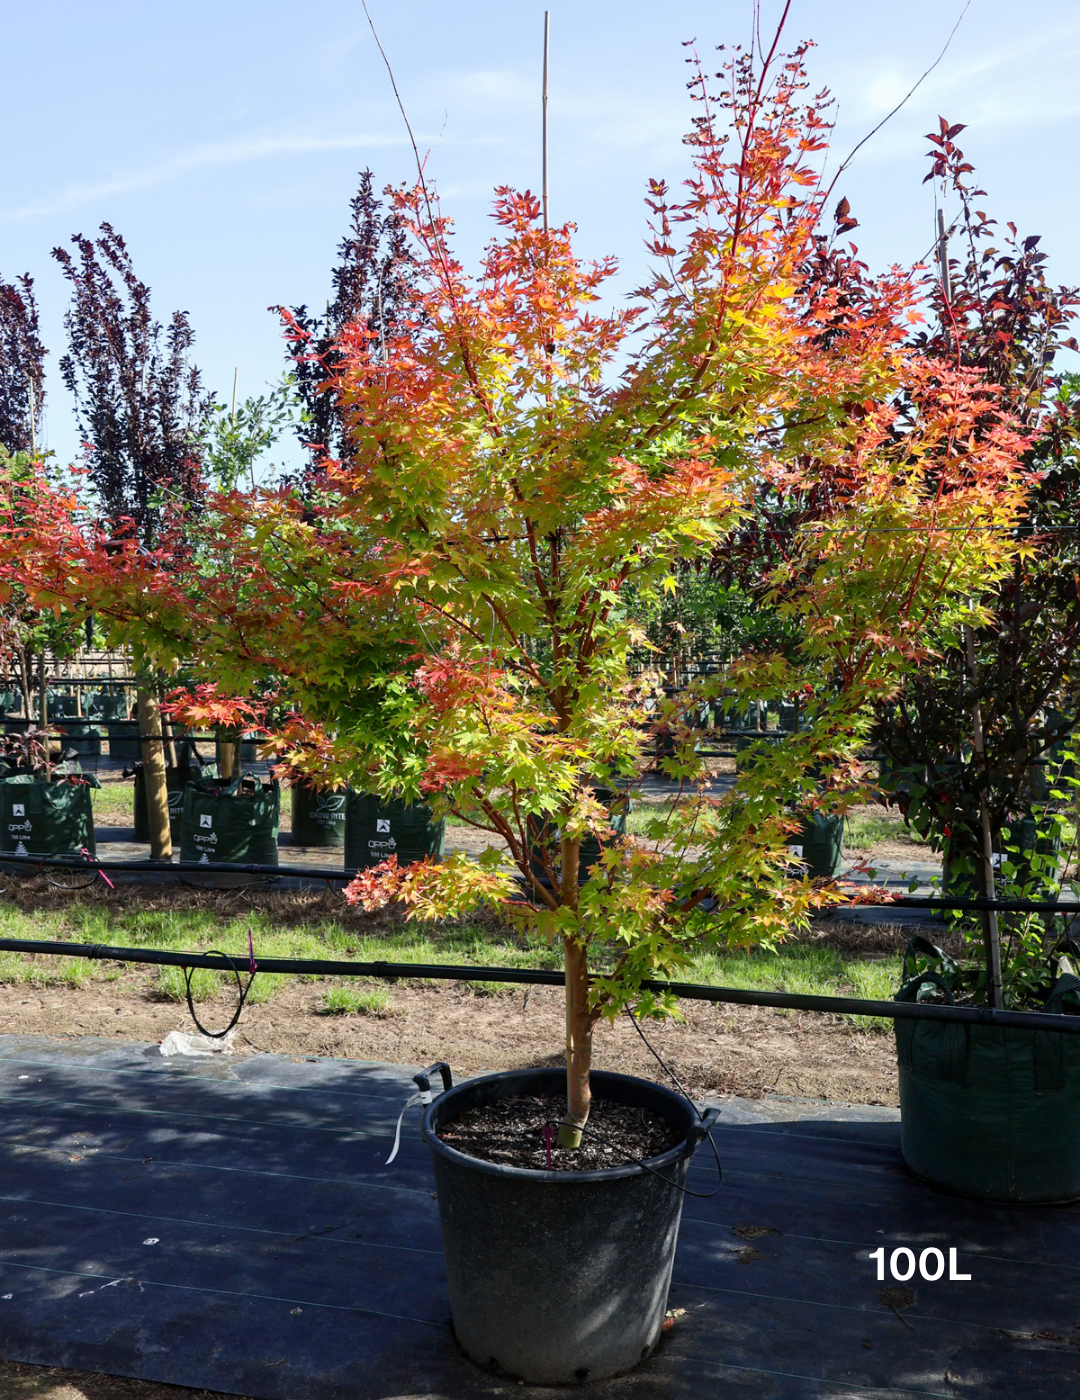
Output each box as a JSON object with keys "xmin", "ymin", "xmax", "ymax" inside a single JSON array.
[{"xmin": 0, "ymin": 1033, "xmax": 1076, "ymax": 1399}]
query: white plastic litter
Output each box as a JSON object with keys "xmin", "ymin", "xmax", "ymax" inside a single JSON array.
[{"xmin": 159, "ymin": 1029, "xmax": 235, "ymax": 1057}]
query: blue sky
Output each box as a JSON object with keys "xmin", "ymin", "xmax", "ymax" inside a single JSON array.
[{"xmin": 6, "ymin": 0, "xmax": 1080, "ymax": 469}]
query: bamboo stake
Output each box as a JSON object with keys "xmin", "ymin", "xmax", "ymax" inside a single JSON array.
[
  {"xmin": 965, "ymin": 619, "xmax": 1004, "ymax": 1010},
  {"xmin": 37, "ymin": 652, "xmax": 47, "ymax": 732},
  {"xmin": 936, "ymin": 207, "xmax": 952, "ymax": 303},
  {"xmin": 542, "ymin": 11, "xmax": 550, "ymax": 234}
]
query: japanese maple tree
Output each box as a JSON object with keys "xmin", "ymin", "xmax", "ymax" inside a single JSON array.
[{"xmin": 3, "ymin": 29, "xmax": 1030, "ymax": 1137}]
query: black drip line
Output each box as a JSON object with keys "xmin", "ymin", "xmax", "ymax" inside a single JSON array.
[{"xmin": 1, "ymin": 937, "xmax": 1078, "ymax": 1035}]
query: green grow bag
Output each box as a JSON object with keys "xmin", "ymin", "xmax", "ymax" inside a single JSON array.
[
  {"xmin": 526, "ymin": 790, "xmax": 631, "ymax": 888},
  {"xmin": 0, "ymin": 774, "xmax": 99, "ymax": 858},
  {"xmin": 134, "ymin": 746, "xmax": 212, "ymax": 843},
  {"xmin": 344, "ymin": 792, "xmax": 445, "ymax": 869},
  {"xmin": 92, "ymin": 692, "xmax": 129, "ymax": 722},
  {"xmin": 790, "ymin": 812, "xmax": 844, "ymax": 878},
  {"xmin": 108, "ymin": 720, "xmax": 141, "ymax": 762},
  {"xmin": 291, "ymin": 783, "xmax": 347, "ymax": 848},
  {"xmin": 895, "ymin": 966, "xmax": 1080, "ymax": 1203},
  {"xmin": 180, "ymin": 774, "xmax": 279, "ymax": 866},
  {"xmin": 47, "ymin": 692, "xmax": 80, "ymax": 719},
  {"xmin": 735, "ymin": 732, "xmax": 787, "ymax": 768},
  {"xmin": 56, "ymin": 720, "xmax": 101, "ymax": 761}
]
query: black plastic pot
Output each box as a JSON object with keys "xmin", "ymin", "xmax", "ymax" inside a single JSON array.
[{"xmin": 421, "ymin": 1068, "xmax": 716, "ymax": 1384}]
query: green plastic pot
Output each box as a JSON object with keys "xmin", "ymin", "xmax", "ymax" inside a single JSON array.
[
  {"xmin": 0, "ymin": 774, "xmax": 99, "ymax": 858},
  {"xmin": 344, "ymin": 792, "xmax": 444, "ymax": 869},
  {"xmin": 895, "ymin": 971, "xmax": 1080, "ymax": 1203}
]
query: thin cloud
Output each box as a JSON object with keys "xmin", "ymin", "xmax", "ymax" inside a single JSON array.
[{"xmin": 0, "ymin": 130, "xmax": 411, "ymax": 223}]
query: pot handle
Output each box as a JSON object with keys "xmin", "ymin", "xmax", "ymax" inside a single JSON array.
[
  {"xmin": 413, "ymin": 1061, "xmax": 454, "ymax": 1097},
  {"xmin": 685, "ymin": 1105, "xmax": 720, "ymax": 1153}
]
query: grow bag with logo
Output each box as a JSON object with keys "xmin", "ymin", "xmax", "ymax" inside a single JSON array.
[
  {"xmin": 290, "ymin": 783, "xmax": 347, "ymax": 848},
  {"xmin": 91, "ymin": 691, "xmax": 130, "ymax": 722},
  {"xmin": 422, "ymin": 1068, "xmax": 717, "ymax": 1384},
  {"xmin": 134, "ymin": 743, "xmax": 211, "ymax": 843},
  {"xmin": 108, "ymin": 720, "xmax": 141, "ymax": 762},
  {"xmin": 180, "ymin": 774, "xmax": 279, "ymax": 866},
  {"xmin": 47, "ymin": 692, "xmax": 80, "ymax": 719},
  {"xmin": 0, "ymin": 774, "xmax": 99, "ymax": 858},
  {"xmin": 344, "ymin": 792, "xmax": 444, "ymax": 869},
  {"xmin": 788, "ymin": 811, "xmax": 845, "ymax": 878},
  {"xmin": 895, "ymin": 946, "xmax": 1080, "ymax": 1203}
]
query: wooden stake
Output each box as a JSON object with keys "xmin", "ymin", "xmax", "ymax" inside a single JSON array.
[
  {"xmin": 542, "ymin": 11, "xmax": 550, "ymax": 234},
  {"xmin": 965, "ymin": 618, "xmax": 1004, "ymax": 1009}
]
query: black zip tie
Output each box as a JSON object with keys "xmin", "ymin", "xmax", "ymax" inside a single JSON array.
[{"xmin": 183, "ymin": 949, "xmax": 256, "ymax": 1040}]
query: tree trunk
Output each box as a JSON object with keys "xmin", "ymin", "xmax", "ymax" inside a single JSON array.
[
  {"xmin": 137, "ymin": 688, "xmax": 172, "ymax": 859},
  {"xmin": 218, "ymin": 731, "xmax": 239, "ymax": 783},
  {"xmin": 560, "ymin": 937, "xmax": 593, "ymax": 1148},
  {"xmin": 558, "ymin": 831, "xmax": 591, "ymax": 1148},
  {"xmin": 37, "ymin": 652, "xmax": 47, "ymax": 731}
]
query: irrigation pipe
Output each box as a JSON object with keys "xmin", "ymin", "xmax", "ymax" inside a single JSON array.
[
  {"xmin": 2, "ymin": 849, "xmax": 1080, "ymax": 912},
  {"xmin": 0, "ymin": 937, "xmax": 1078, "ymax": 1034}
]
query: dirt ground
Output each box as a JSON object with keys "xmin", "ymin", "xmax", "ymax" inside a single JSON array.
[
  {"xmin": 0, "ymin": 966, "xmax": 901, "ymax": 1106},
  {"xmin": 0, "ymin": 1360, "xmax": 236, "ymax": 1400}
]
